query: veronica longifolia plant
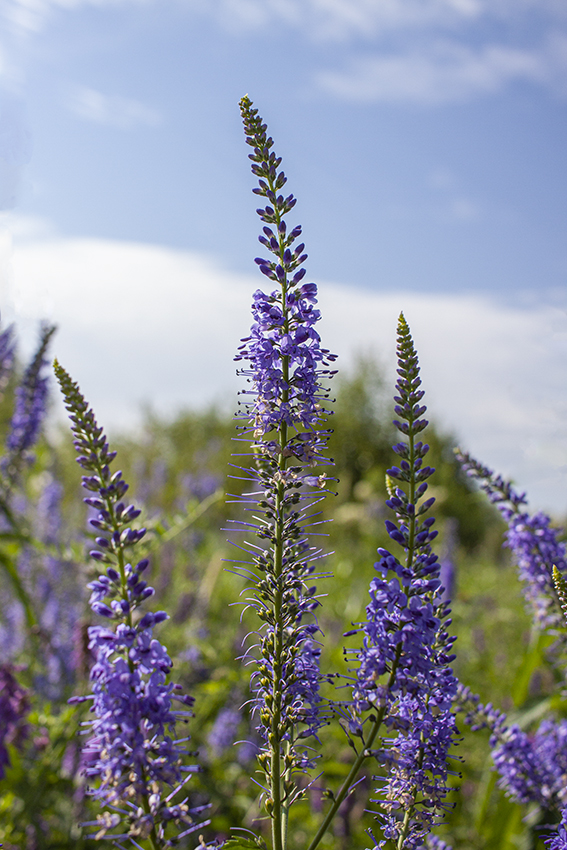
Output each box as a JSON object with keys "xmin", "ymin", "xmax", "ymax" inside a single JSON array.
[
  {"xmin": 230, "ymin": 96, "xmax": 337, "ymax": 850},
  {"xmin": 341, "ymin": 315, "xmax": 459, "ymax": 850},
  {"xmin": 55, "ymin": 362, "xmax": 207, "ymax": 850},
  {"xmin": 2, "ymin": 323, "xmax": 56, "ymax": 491},
  {"xmin": 453, "ymin": 455, "xmax": 567, "ymax": 847},
  {"xmin": 456, "ymin": 451, "xmax": 567, "ymax": 632}
]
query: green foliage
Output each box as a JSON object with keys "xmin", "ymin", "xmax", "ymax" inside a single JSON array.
[{"xmin": 0, "ymin": 704, "xmax": 93, "ymax": 850}]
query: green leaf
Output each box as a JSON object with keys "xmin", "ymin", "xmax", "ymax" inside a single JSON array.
[{"xmin": 222, "ymin": 835, "xmax": 268, "ymax": 850}]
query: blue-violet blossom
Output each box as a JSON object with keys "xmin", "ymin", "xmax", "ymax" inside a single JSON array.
[
  {"xmin": 55, "ymin": 361, "xmax": 207, "ymax": 849},
  {"xmin": 458, "ymin": 684, "xmax": 567, "ymax": 813},
  {"xmin": 348, "ymin": 314, "xmax": 459, "ymax": 850},
  {"xmin": 2, "ymin": 323, "xmax": 55, "ymax": 488},
  {"xmin": 230, "ymin": 96, "xmax": 337, "ymax": 840},
  {"xmin": 456, "ymin": 451, "xmax": 567, "ymax": 632}
]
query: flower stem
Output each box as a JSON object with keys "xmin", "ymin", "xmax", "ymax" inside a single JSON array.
[{"xmin": 270, "ymin": 417, "xmax": 289, "ymax": 850}]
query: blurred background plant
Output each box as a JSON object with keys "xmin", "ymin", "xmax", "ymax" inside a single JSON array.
[{"xmin": 0, "ymin": 316, "xmax": 562, "ymax": 849}]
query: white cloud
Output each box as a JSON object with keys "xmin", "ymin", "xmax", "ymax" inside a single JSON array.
[
  {"xmin": 2, "ymin": 0, "xmax": 565, "ymax": 40},
  {"xmin": 192, "ymin": 1, "xmax": 567, "ymax": 102},
  {"xmin": 195, "ymin": 0, "xmax": 567, "ymax": 103},
  {"xmin": 67, "ymin": 86, "xmax": 162, "ymax": 129},
  {"xmin": 2, "ymin": 221, "xmax": 566, "ymax": 513},
  {"xmin": 0, "ymin": 0, "xmax": 141, "ymax": 35},
  {"xmin": 198, "ymin": 0, "xmax": 565, "ymax": 41},
  {"xmin": 1, "ymin": 0, "xmax": 566, "ymax": 107},
  {"xmin": 316, "ymin": 39, "xmax": 550, "ymax": 103}
]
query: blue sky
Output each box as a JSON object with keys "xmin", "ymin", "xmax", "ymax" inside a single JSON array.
[
  {"xmin": 1, "ymin": 0, "xmax": 567, "ymax": 510},
  {"xmin": 2, "ymin": 0, "xmax": 566, "ymax": 294}
]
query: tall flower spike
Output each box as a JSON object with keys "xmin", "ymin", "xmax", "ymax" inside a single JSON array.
[
  {"xmin": 343, "ymin": 314, "xmax": 458, "ymax": 850},
  {"xmin": 32, "ymin": 477, "xmax": 83, "ymax": 698},
  {"xmin": 230, "ymin": 96, "xmax": 337, "ymax": 850},
  {"xmin": 457, "ymin": 684, "xmax": 567, "ymax": 813},
  {"xmin": 456, "ymin": 450, "xmax": 567, "ymax": 631},
  {"xmin": 54, "ymin": 361, "xmax": 207, "ymax": 850},
  {"xmin": 2, "ymin": 323, "xmax": 56, "ymax": 488}
]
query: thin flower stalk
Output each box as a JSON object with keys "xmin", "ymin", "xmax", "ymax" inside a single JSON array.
[
  {"xmin": 55, "ymin": 360, "xmax": 206, "ymax": 850},
  {"xmin": 230, "ymin": 96, "xmax": 337, "ymax": 850},
  {"xmin": 336, "ymin": 315, "xmax": 458, "ymax": 850}
]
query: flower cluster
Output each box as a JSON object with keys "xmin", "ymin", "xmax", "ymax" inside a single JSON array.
[
  {"xmin": 547, "ymin": 812, "xmax": 567, "ymax": 850},
  {"xmin": 230, "ymin": 97, "xmax": 337, "ymax": 839},
  {"xmin": 2, "ymin": 323, "xmax": 56, "ymax": 488},
  {"xmin": 24, "ymin": 477, "xmax": 83, "ymax": 698},
  {"xmin": 456, "ymin": 451, "xmax": 567, "ymax": 631},
  {"xmin": 458, "ymin": 681, "xmax": 567, "ymax": 841},
  {"xmin": 55, "ymin": 361, "xmax": 206, "ymax": 848},
  {"xmin": 349, "ymin": 315, "xmax": 458, "ymax": 850}
]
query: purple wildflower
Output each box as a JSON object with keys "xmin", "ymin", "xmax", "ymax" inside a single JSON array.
[
  {"xmin": 367, "ymin": 829, "xmax": 454, "ymax": 850},
  {"xmin": 208, "ymin": 707, "xmax": 241, "ymax": 758},
  {"xmin": 425, "ymin": 835, "xmax": 453, "ymax": 850},
  {"xmin": 439, "ymin": 519, "xmax": 458, "ymax": 605},
  {"xmin": 457, "ymin": 684, "xmax": 567, "ymax": 812},
  {"xmin": 456, "ymin": 451, "xmax": 567, "ymax": 630},
  {"xmin": 55, "ymin": 361, "xmax": 207, "ymax": 848},
  {"xmin": 230, "ymin": 96, "xmax": 336, "ymax": 833},
  {"xmin": 0, "ymin": 591, "xmax": 25, "ymax": 663},
  {"xmin": 180, "ymin": 472, "xmax": 221, "ymax": 503},
  {"xmin": 348, "ymin": 315, "xmax": 458, "ymax": 850},
  {"xmin": 2, "ymin": 323, "xmax": 55, "ymax": 486},
  {"xmin": 0, "ymin": 663, "xmax": 30, "ymax": 779},
  {"xmin": 32, "ymin": 477, "xmax": 83, "ymax": 698},
  {"xmin": 547, "ymin": 811, "xmax": 567, "ymax": 850}
]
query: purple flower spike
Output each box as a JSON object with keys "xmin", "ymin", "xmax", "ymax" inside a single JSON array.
[
  {"xmin": 347, "ymin": 314, "xmax": 458, "ymax": 850},
  {"xmin": 208, "ymin": 707, "xmax": 241, "ymax": 758},
  {"xmin": 2, "ymin": 323, "xmax": 55, "ymax": 487},
  {"xmin": 230, "ymin": 97, "xmax": 337, "ymax": 826},
  {"xmin": 456, "ymin": 450, "xmax": 567, "ymax": 631},
  {"xmin": 458, "ymin": 684, "xmax": 567, "ymax": 814},
  {"xmin": 54, "ymin": 361, "xmax": 207, "ymax": 848}
]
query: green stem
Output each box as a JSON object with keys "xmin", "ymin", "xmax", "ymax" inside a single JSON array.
[
  {"xmin": 263, "ymin": 164, "xmax": 295, "ymax": 850},
  {"xmin": 281, "ymin": 740, "xmax": 293, "ymax": 850},
  {"xmin": 269, "ymin": 407, "xmax": 288, "ymax": 850},
  {"xmin": 396, "ymin": 810, "xmax": 412, "ymax": 850}
]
